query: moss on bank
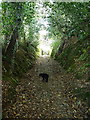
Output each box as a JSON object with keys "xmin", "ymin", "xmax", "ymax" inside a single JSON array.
[
  {"xmin": 13, "ymin": 49, "xmax": 33, "ymax": 77},
  {"xmin": 55, "ymin": 36, "xmax": 90, "ymax": 80},
  {"xmin": 54, "ymin": 35, "xmax": 90, "ymax": 105},
  {"xmin": 2, "ymin": 43, "xmax": 38, "ymax": 109}
]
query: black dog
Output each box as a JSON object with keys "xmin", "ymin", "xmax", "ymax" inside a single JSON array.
[{"xmin": 39, "ymin": 73, "xmax": 49, "ymax": 82}]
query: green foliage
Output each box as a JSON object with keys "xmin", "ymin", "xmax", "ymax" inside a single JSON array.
[
  {"xmin": 55, "ymin": 35, "xmax": 90, "ymax": 80},
  {"xmin": 56, "ymin": 45, "xmax": 74, "ymax": 70},
  {"xmin": 49, "ymin": 2, "xmax": 90, "ymax": 60},
  {"xmin": 79, "ymin": 52, "xmax": 88, "ymax": 61},
  {"xmin": 13, "ymin": 49, "xmax": 32, "ymax": 76},
  {"xmin": 3, "ymin": 73, "xmax": 18, "ymax": 86},
  {"xmin": 73, "ymin": 88, "xmax": 90, "ymax": 101},
  {"xmin": 74, "ymin": 62, "xmax": 89, "ymax": 80},
  {"xmin": 51, "ymin": 49, "xmax": 56, "ymax": 58},
  {"xmin": 51, "ymin": 40, "xmax": 61, "ymax": 58},
  {"xmin": 13, "ymin": 42, "xmax": 38, "ymax": 77},
  {"xmin": 23, "ymin": 2, "xmax": 35, "ymax": 24},
  {"xmin": 68, "ymin": 64, "xmax": 76, "ymax": 73},
  {"xmin": 48, "ymin": 2, "xmax": 89, "ymax": 41},
  {"xmin": 2, "ymin": 1, "xmax": 38, "ymax": 73},
  {"xmin": 2, "ymin": 1, "xmax": 38, "ymax": 90},
  {"xmin": 75, "ymin": 73, "xmax": 82, "ymax": 79}
]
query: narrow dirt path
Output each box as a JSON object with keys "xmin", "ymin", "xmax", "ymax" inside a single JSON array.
[{"xmin": 3, "ymin": 56, "xmax": 88, "ymax": 119}]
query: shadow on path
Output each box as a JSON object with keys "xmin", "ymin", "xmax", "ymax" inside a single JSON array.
[{"xmin": 3, "ymin": 56, "xmax": 88, "ymax": 119}]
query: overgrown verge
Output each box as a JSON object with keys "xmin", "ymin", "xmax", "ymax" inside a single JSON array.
[
  {"xmin": 55, "ymin": 35, "xmax": 90, "ymax": 80},
  {"xmin": 54, "ymin": 35, "xmax": 90, "ymax": 108},
  {"xmin": 1, "ymin": 2, "xmax": 40, "ymax": 117},
  {"xmin": 2, "ymin": 42, "xmax": 38, "ymax": 113},
  {"xmin": 13, "ymin": 42, "xmax": 38, "ymax": 77}
]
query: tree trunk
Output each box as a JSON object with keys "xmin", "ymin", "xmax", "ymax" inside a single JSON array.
[
  {"xmin": 4, "ymin": 27, "xmax": 19, "ymax": 70},
  {"xmin": 5, "ymin": 27, "xmax": 18, "ymax": 58}
]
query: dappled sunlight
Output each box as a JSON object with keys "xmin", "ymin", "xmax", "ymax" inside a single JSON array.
[
  {"xmin": 39, "ymin": 44, "xmax": 51, "ymax": 52},
  {"xmin": 39, "ymin": 43, "xmax": 52, "ymax": 56},
  {"xmin": 39, "ymin": 30, "xmax": 48, "ymax": 36},
  {"xmin": 2, "ymin": 1, "xmax": 90, "ymax": 119},
  {"xmin": 38, "ymin": 29, "xmax": 52, "ymax": 56},
  {"xmin": 35, "ymin": 2, "xmax": 53, "ymax": 56}
]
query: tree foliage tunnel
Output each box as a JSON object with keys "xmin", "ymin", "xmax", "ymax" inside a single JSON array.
[
  {"xmin": 1, "ymin": 1, "xmax": 90, "ymax": 116},
  {"xmin": 45, "ymin": 2, "xmax": 90, "ymax": 80},
  {"xmin": 1, "ymin": 1, "xmax": 90, "ymax": 82},
  {"xmin": 1, "ymin": 2, "xmax": 90, "ymax": 80}
]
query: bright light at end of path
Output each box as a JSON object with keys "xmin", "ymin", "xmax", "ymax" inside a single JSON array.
[
  {"xmin": 39, "ymin": 43, "xmax": 52, "ymax": 56},
  {"xmin": 39, "ymin": 30, "xmax": 48, "ymax": 36},
  {"xmin": 40, "ymin": 44, "xmax": 51, "ymax": 52}
]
